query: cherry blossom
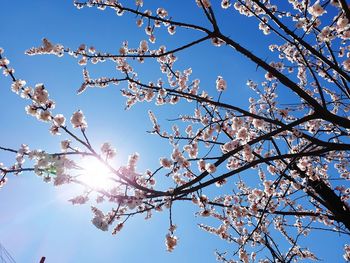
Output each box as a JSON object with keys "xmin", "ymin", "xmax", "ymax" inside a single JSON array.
[{"xmin": 1, "ymin": 0, "xmax": 350, "ymax": 261}]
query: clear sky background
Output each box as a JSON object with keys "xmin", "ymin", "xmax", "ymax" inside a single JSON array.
[{"xmin": 0, "ymin": 1, "xmax": 348, "ymax": 262}]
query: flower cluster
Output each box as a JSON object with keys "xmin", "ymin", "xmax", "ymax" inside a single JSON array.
[
  {"xmin": 70, "ymin": 110, "xmax": 87, "ymax": 129},
  {"xmin": 101, "ymin": 143, "xmax": 116, "ymax": 159}
]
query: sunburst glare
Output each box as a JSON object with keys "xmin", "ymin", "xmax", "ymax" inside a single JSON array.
[{"xmin": 77, "ymin": 157, "xmax": 114, "ymax": 189}]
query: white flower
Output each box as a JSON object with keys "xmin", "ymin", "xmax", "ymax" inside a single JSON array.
[
  {"xmin": 139, "ymin": 40, "xmax": 148, "ymax": 53},
  {"xmin": 42, "ymin": 38, "xmax": 54, "ymax": 52},
  {"xmin": 53, "ymin": 114, "xmax": 66, "ymax": 126},
  {"xmin": 232, "ymin": 117, "xmax": 243, "ymax": 130},
  {"xmin": 222, "ymin": 139, "xmax": 240, "ymax": 153},
  {"xmin": 136, "ymin": 18, "xmax": 143, "ymax": 27},
  {"xmin": 237, "ymin": 127, "xmax": 248, "ymax": 141},
  {"xmin": 197, "ymin": 159, "xmax": 206, "ymax": 172},
  {"xmin": 33, "ymin": 83, "xmax": 49, "ymax": 105},
  {"xmin": 343, "ymin": 58, "xmax": 350, "ymax": 71},
  {"xmin": 216, "ymin": 76, "xmax": 227, "ymax": 91},
  {"xmin": 221, "ymin": 0, "xmax": 231, "ymax": 9},
  {"xmin": 167, "ymin": 25, "xmax": 176, "ymax": 35},
  {"xmin": 252, "ymin": 118, "xmax": 264, "ymax": 129},
  {"xmin": 337, "ymin": 17, "xmax": 349, "ymax": 30},
  {"xmin": 145, "ymin": 26, "xmax": 152, "ymax": 35},
  {"xmin": 160, "ymin": 157, "xmax": 173, "ymax": 168},
  {"xmin": 101, "ymin": 142, "xmax": 116, "ymax": 158},
  {"xmin": 0, "ymin": 57, "xmax": 10, "ymax": 67},
  {"xmin": 70, "ymin": 110, "xmax": 87, "ymax": 129},
  {"xmin": 242, "ymin": 144, "xmax": 253, "ymax": 162},
  {"xmin": 54, "ymin": 173, "xmax": 70, "ymax": 186},
  {"xmin": 156, "ymin": 8, "xmax": 168, "ymax": 18},
  {"xmin": 49, "ymin": 125, "xmax": 60, "ymax": 135},
  {"xmin": 60, "ymin": 140, "xmax": 70, "ymax": 151},
  {"xmin": 69, "ymin": 195, "xmax": 88, "ymax": 205},
  {"xmin": 127, "ymin": 152, "xmax": 139, "ymax": 171},
  {"xmin": 205, "ymin": 163, "xmax": 216, "ymax": 174},
  {"xmin": 37, "ymin": 110, "xmax": 51, "ymax": 122},
  {"xmin": 92, "ymin": 216, "xmax": 109, "ymax": 231},
  {"xmin": 196, "ymin": 0, "xmax": 211, "ymax": 8},
  {"xmin": 11, "ymin": 79, "xmax": 26, "ymax": 94},
  {"xmin": 308, "ymin": 1, "xmax": 326, "ymax": 17},
  {"xmin": 20, "ymin": 87, "xmax": 32, "ymax": 99}
]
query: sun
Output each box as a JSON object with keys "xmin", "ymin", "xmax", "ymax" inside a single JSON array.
[{"xmin": 77, "ymin": 157, "xmax": 114, "ymax": 189}]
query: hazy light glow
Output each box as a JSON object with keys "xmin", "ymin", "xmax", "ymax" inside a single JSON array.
[{"xmin": 78, "ymin": 157, "xmax": 114, "ymax": 189}]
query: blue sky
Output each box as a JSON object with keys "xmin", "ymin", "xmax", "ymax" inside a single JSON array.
[{"xmin": 0, "ymin": 1, "xmax": 348, "ymax": 262}]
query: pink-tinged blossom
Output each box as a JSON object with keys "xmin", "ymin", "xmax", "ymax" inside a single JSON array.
[
  {"xmin": 337, "ymin": 17, "xmax": 349, "ymax": 30},
  {"xmin": 205, "ymin": 163, "xmax": 216, "ymax": 174},
  {"xmin": 112, "ymin": 223, "xmax": 124, "ymax": 235},
  {"xmin": 135, "ymin": 0, "xmax": 143, "ymax": 7},
  {"xmin": 26, "ymin": 38, "xmax": 64, "ymax": 56},
  {"xmin": 160, "ymin": 157, "xmax": 173, "ymax": 168},
  {"xmin": 148, "ymin": 110, "xmax": 160, "ymax": 132},
  {"xmin": 69, "ymin": 195, "xmax": 89, "ymax": 205},
  {"xmin": 232, "ymin": 117, "xmax": 243, "ymax": 130},
  {"xmin": 199, "ymin": 209, "xmax": 211, "ymax": 217},
  {"xmin": 239, "ymin": 249, "xmax": 249, "ymax": 263},
  {"xmin": 11, "ymin": 79, "xmax": 26, "ymax": 94},
  {"xmin": 0, "ymin": 57, "xmax": 9, "ymax": 67},
  {"xmin": 252, "ymin": 118, "xmax": 264, "ymax": 129},
  {"xmin": 149, "ymin": 34, "xmax": 156, "ymax": 43},
  {"xmin": 211, "ymin": 37, "xmax": 224, "ymax": 47},
  {"xmin": 197, "ymin": 159, "xmax": 206, "ymax": 172},
  {"xmin": 156, "ymin": 8, "xmax": 168, "ymax": 18},
  {"xmin": 18, "ymin": 144, "xmax": 29, "ymax": 155},
  {"xmin": 60, "ymin": 140, "xmax": 70, "ymax": 152},
  {"xmin": 242, "ymin": 144, "xmax": 253, "ymax": 162},
  {"xmin": 0, "ymin": 177, "xmax": 7, "ymax": 188},
  {"xmin": 3, "ymin": 67, "xmax": 14, "ymax": 76},
  {"xmin": 145, "ymin": 26, "xmax": 152, "ymax": 35},
  {"xmin": 136, "ymin": 19, "xmax": 143, "ymax": 27},
  {"xmin": 49, "ymin": 125, "xmax": 60, "ymax": 135},
  {"xmin": 237, "ymin": 127, "xmax": 248, "ymax": 141},
  {"xmin": 33, "ymin": 83, "xmax": 49, "ymax": 105},
  {"xmin": 139, "ymin": 40, "xmax": 148, "ymax": 53},
  {"xmin": 54, "ymin": 173, "xmax": 70, "ymax": 186},
  {"xmin": 196, "ymin": 0, "xmax": 211, "ymax": 8},
  {"xmin": 70, "ymin": 110, "xmax": 87, "ymax": 129},
  {"xmin": 216, "ymin": 76, "xmax": 227, "ymax": 91},
  {"xmin": 343, "ymin": 58, "xmax": 350, "ymax": 71},
  {"xmin": 222, "ymin": 139, "xmax": 240, "ymax": 153},
  {"xmin": 92, "ymin": 215, "xmax": 109, "ymax": 231},
  {"xmin": 101, "ymin": 142, "xmax": 116, "ymax": 158},
  {"xmin": 53, "ymin": 114, "xmax": 66, "ymax": 127},
  {"xmin": 88, "ymin": 46, "xmax": 96, "ymax": 54},
  {"xmin": 37, "ymin": 110, "xmax": 51, "ymax": 122},
  {"xmin": 20, "ymin": 87, "xmax": 32, "ymax": 99},
  {"xmin": 221, "ymin": 0, "xmax": 231, "ymax": 9},
  {"xmin": 167, "ymin": 25, "xmax": 176, "ymax": 35},
  {"xmin": 268, "ymin": 165, "xmax": 277, "ymax": 175},
  {"xmin": 308, "ymin": 1, "xmax": 326, "ymax": 17},
  {"xmin": 127, "ymin": 152, "xmax": 139, "ymax": 172},
  {"xmin": 215, "ymin": 178, "xmax": 227, "ymax": 187},
  {"xmin": 165, "ymin": 233, "xmax": 178, "ymax": 252}
]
